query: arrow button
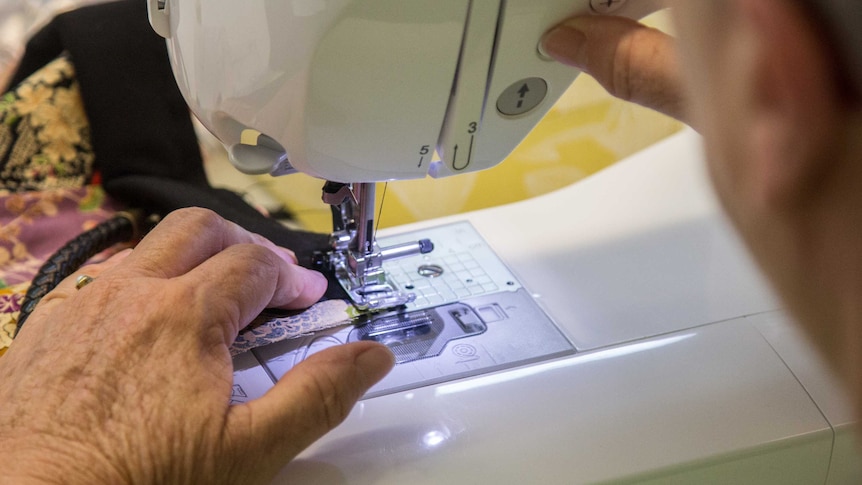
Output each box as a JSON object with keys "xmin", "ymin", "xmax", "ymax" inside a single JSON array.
[{"xmin": 496, "ymin": 77, "xmax": 548, "ymax": 116}]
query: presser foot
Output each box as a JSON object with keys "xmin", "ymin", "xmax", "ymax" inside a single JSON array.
[
  {"xmin": 318, "ymin": 181, "xmax": 433, "ymax": 311},
  {"xmin": 337, "ymin": 279, "xmax": 416, "ymax": 312},
  {"xmin": 315, "ymin": 247, "xmax": 426, "ymax": 312}
]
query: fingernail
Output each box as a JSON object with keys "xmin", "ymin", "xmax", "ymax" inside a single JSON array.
[
  {"xmin": 274, "ymin": 246, "xmax": 298, "ymax": 264},
  {"xmin": 355, "ymin": 344, "xmax": 395, "ymax": 385},
  {"xmin": 307, "ymin": 269, "xmax": 329, "ymax": 294},
  {"xmin": 295, "ymin": 265, "xmax": 328, "ymax": 293},
  {"xmin": 541, "ymin": 21, "xmax": 588, "ymax": 68}
]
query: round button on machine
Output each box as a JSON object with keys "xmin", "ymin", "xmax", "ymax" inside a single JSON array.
[{"xmin": 496, "ymin": 77, "xmax": 548, "ymax": 116}]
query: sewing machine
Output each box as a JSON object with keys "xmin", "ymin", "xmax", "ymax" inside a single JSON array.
[
  {"xmin": 148, "ymin": 1, "xmax": 861, "ymax": 483},
  {"xmin": 147, "ymin": 0, "xmax": 661, "ymax": 310}
]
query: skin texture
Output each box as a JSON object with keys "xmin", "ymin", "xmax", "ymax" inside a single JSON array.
[
  {"xmin": 544, "ymin": 0, "xmax": 862, "ymax": 416},
  {"xmin": 0, "ymin": 208, "xmax": 395, "ymax": 484}
]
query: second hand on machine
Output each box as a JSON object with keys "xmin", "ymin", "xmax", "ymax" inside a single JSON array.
[{"xmin": 317, "ymin": 181, "xmax": 433, "ymax": 311}]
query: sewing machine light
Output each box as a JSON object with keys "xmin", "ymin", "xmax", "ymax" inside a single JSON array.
[{"xmin": 229, "ymin": 130, "xmax": 296, "ymax": 176}]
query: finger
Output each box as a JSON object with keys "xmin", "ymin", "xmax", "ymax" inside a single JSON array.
[
  {"xmin": 224, "ymin": 342, "xmax": 394, "ymax": 472},
  {"xmin": 177, "ymin": 243, "xmax": 327, "ymax": 341},
  {"xmin": 542, "ymin": 15, "xmax": 689, "ymax": 124},
  {"xmin": 123, "ymin": 208, "xmax": 298, "ymax": 279}
]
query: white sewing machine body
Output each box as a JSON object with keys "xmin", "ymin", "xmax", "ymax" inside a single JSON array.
[
  {"xmin": 232, "ymin": 130, "xmax": 860, "ymax": 484},
  {"xmin": 147, "ymin": 0, "xmax": 661, "ymax": 181}
]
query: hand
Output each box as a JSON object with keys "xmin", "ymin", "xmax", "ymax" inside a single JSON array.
[
  {"xmin": 0, "ymin": 208, "xmax": 395, "ymax": 484},
  {"xmin": 542, "ymin": 15, "xmax": 689, "ymax": 125}
]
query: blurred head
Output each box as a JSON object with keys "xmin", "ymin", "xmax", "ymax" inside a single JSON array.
[{"xmin": 670, "ymin": 0, "xmax": 862, "ymax": 400}]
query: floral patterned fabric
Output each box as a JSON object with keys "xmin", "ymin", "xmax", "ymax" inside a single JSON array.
[
  {"xmin": 0, "ymin": 56, "xmax": 94, "ymax": 191},
  {"xmin": 0, "ymin": 55, "xmax": 112, "ymax": 356},
  {"xmin": 0, "ymin": 186, "xmax": 122, "ymax": 355},
  {"xmin": 0, "ymin": 185, "xmax": 119, "ymax": 286}
]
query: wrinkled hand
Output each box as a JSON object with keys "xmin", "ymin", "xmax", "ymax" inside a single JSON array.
[
  {"xmin": 0, "ymin": 208, "xmax": 394, "ymax": 484},
  {"xmin": 542, "ymin": 15, "xmax": 689, "ymax": 125}
]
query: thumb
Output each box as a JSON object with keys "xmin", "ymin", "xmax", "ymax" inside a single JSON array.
[
  {"xmin": 225, "ymin": 342, "xmax": 394, "ymax": 473},
  {"xmin": 542, "ymin": 15, "xmax": 688, "ymax": 124}
]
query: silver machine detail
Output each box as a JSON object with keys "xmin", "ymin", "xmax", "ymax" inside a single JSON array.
[{"xmin": 318, "ymin": 181, "xmax": 434, "ymax": 310}]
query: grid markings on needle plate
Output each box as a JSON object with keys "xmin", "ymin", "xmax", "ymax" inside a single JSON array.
[{"xmin": 387, "ymin": 251, "xmax": 499, "ymax": 309}]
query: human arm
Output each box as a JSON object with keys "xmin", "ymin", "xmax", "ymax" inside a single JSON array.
[{"xmin": 0, "ymin": 207, "xmax": 394, "ymax": 484}]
